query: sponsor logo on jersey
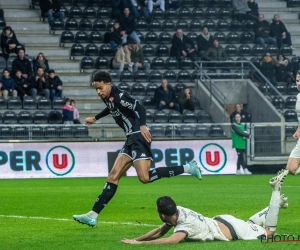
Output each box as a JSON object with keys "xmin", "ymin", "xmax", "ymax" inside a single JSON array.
[{"xmin": 120, "ymin": 100, "xmax": 133, "ymax": 109}]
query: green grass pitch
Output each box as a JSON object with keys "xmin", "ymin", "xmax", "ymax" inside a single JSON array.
[{"xmin": 0, "ymin": 175, "xmax": 300, "ymax": 250}]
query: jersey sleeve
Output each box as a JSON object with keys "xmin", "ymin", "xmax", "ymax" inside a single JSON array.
[{"xmin": 296, "ymin": 94, "xmax": 300, "ymax": 124}]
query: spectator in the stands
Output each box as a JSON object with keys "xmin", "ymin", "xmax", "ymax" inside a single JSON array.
[
  {"xmin": 14, "ymin": 69, "xmax": 35, "ymax": 100},
  {"xmin": 0, "ymin": 69, "xmax": 17, "ymax": 100},
  {"xmin": 110, "ymin": 21, "xmax": 127, "ymax": 50},
  {"xmin": 119, "ymin": 7, "xmax": 141, "ymax": 45},
  {"xmin": 0, "ymin": 9, "xmax": 4, "ymax": 19},
  {"xmin": 71, "ymin": 99, "xmax": 81, "ymax": 124},
  {"xmin": 40, "ymin": 0, "xmax": 65, "ymax": 28},
  {"xmin": 275, "ymin": 54, "xmax": 295, "ymax": 85},
  {"xmin": 47, "ymin": 69, "xmax": 63, "ymax": 101},
  {"xmin": 230, "ymin": 104, "xmax": 250, "ymax": 123},
  {"xmin": 232, "ymin": 0, "xmax": 256, "ymax": 21},
  {"xmin": 112, "ymin": 43, "xmax": 131, "ymax": 73},
  {"xmin": 170, "ymin": 28, "xmax": 196, "ymax": 62},
  {"xmin": 145, "ymin": 0, "xmax": 165, "ymax": 13},
  {"xmin": 202, "ymin": 39, "xmax": 226, "ymax": 62},
  {"xmin": 154, "ymin": 79, "xmax": 180, "ymax": 112},
  {"xmin": 270, "ymin": 14, "xmax": 293, "ymax": 49},
  {"xmin": 253, "ymin": 14, "xmax": 277, "ymax": 47},
  {"xmin": 129, "ymin": 0, "xmax": 150, "ymax": 21},
  {"xmin": 63, "ymin": 98, "xmax": 73, "ymax": 125},
  {"xmin": 112, "ymin": 0, "xmax": 130, "ymax": 19},
  {"xmin": 196, "ymin": 27, "xmax": 214, "ymax": 58},
  {"xmin": 30, "ymin": 67, "xmax": 50, "ymax": 99},
  {"xmin": 177, "ymin": 87, "xmax": 195, "ymax": 114},
  {"xmin": 259, "ymin": 52, "xmax": 278, "ymax": 86},
  {"xmin": 12, "ymin": 48, "xmax": 32, "ymax": 78},
  {"xmin": 247, "ymin": 0, "xmax": 259, "ymax": 19},
  {"xmin": 128, "ymin": 39, "xmax": 151, "ymax": 73},
  {"xmin": 33, "ymin": 52, "xmax": 50, "ymax": 75},
  {"xmin": 0, "ymin": 26, "xmax": 20, "ymax": 60},
  {"xmin": 165, "ymin": 0, "xmax": 180, "ymax": 10}
]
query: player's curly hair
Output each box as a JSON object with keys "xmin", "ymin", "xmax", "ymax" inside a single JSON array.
[
  {"xmin": 156, "ymin": 196, "xmax": 177, "ymax": 216},
  {"xmin": 93, "ymin": 70, "xmax": 112, "ymax": 83}
]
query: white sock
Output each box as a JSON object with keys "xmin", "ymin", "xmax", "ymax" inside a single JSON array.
[
  {"xmin": 183, "ymin": 164, "xmax": 189, "ymax": 173},
  {"xmin": 265, "ymin": 190, "xmax": 280, "ymax": 232},
  {"xmin": 295, "ymin": 166, "xmax": 300, "ymax": 175},
  {"xmin": 248, "ymin": 206, "xmax": 269, "ymax": 226},
  {"xmin": 87, "ymin": 210, "xmax": 98, "ymax": 219}
]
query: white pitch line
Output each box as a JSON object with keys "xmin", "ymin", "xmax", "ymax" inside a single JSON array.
[{"xmin": 0, "ymin": 214, "xmax": 158, "ymax": 227}]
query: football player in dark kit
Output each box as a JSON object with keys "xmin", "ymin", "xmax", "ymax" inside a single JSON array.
[{"xmin": 73, "ymin": 71, "xmax": 202, "ymax": 227}]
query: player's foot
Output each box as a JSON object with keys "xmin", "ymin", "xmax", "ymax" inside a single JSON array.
[
  {"xmin": 279, "ymin": 194, "xmax": 288, "ymax": 209},
  {"xmin": 236, "ymin": 169, "xmax": 244, "ymax": 175},
  {"xmin": 188, "ymin": 160, "xmax": 202, "ymax": 180},
  {"xmin": 269, "ymin": 169, "xmax": 288, "ymax": 191},
  {"xmin": 73, "ymin": 214, "xmax": 97, "ymax": 227},
  {"xmin": 244, "ymin": 168, "xmax": 252, "ymax": 175}
]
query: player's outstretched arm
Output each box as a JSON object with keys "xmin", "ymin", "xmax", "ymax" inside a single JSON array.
[{"xmin": 85, "ymin": 117, "xmax": 96, "ymax": 126}]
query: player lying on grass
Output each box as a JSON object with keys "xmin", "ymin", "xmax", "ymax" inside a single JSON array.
[
  {"xmin": 73, "ymin": 71, "xmax": 202, "ymax": 227},
  {"xmin": 122, "ymin": 169, "xmax": 289, "ymax": 244}
]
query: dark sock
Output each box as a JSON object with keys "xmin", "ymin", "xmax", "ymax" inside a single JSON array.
[
  {"xmin": 92, "ymin": 182, "xmax": 118, "ymax": 213},
  {"xmin": 149, "ymin": 166, "xmax": 184, "ymax": 182}
]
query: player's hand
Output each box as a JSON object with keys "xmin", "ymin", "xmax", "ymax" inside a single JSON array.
[
  {"xmin": 121, "ymin": 239, "xmax": 141, "ymax": 244},
  {"xmin": 293, "ymin": 130, "xmax": 300, "ymax": 140},
  {"xmin": 85, "ymin": 117, "xmax": 97, "ymax": 126},
  {"xmin": 140, "ymin": 125, "xmax": 152, "ymax": 143}
]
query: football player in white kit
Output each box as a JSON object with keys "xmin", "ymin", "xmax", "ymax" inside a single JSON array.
[
  {"xmin": 122, "ymin": 169, "xmax": 288, "ymax": 244},
  {"xmin": 286, "ymin": 71, "xmax": 300, "ymax": 175}
]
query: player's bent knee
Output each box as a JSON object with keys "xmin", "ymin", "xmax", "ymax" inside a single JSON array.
[{"xmin": 138, "ymin": 176, "xmax": 150, "ymax": 184}]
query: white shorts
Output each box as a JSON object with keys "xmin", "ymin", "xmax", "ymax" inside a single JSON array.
[
  {"xmin": 215, "ymin": 215, "xmax": 267, "ymax": 240},
  {"xmin": 289, "ymin": 140, "xmax": 300, "ymax": 158}
]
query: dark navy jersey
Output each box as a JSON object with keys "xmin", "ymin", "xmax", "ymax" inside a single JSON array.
[{"xmin": 102, "ymin": 85, "xmax": 145, "ymax": 135}]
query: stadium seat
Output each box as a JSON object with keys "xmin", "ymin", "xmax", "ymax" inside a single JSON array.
[
  {"xmin": 134, "ymin": 71, "xmax": 149, "ymax": 82},
  {"xmin": 151, "ymin": 125, "xmax": 165, "ymax": 137},
  {"xmin": 187, "ymin": 32, "xmax": 197, "ymax": 41},
  {"xmin": 207, "ymin": 0, "xmax": 220, "ymax": 7},
  {"xmin": 243, "ymin": 19, "xmax": 255, "ymax": 31},
  {"xmin": 285, "ymin": 125, "xmax": 297, "ymax": 137},
  {"xmin": 120, "ymin": 70, "xmax": 134, "ymax": 82},
  {"xmin": 0, "ymin": 56, "xmax": 6, "ymax": 71},
  {"xmin": 165, "ymin": 9, "xmax": 177, "ymax": 19},
  {"xmin": 180, "ymin": 58, "xmax": 193, "ymax": 69},
  {"xmin": 143, "ymin": 96, "xmax": 156, "ymax": 109},
  {"xmin": 52, "ymin": 97, "xmax": 64, "ymax": 110},
  {"xmin": 60, "ymin": 31, "xmax": 75, "ymax": 43},
  {"xmin": 176, "ymin": 20, "xmax": 189, "ymax": 30},
  {"xmin": 195, "ymin": 125, "xmax": 210, "ymax": 137},
  {"xmin": 183, "ymin": 110, "xmax": 197, "ymax": 123},
  {"xmin": 162, "ymin": 20, "xmax": 175, "ymax": 31},
  {"xmin": 177, "ymin": 70, "xmax": 191, "ymax": 82},
  {"xmin": 165, "ymin": 125, "xmax": 180, "ymax": 137},
  {"xmin": 71, "ymin": 43, "xmax": 85, "ymax": 56},
  {"xmin": 240, "ymin": 31, "xmax": 253, "ymax": 44},
  {"xmin": 252, "ymin": 44, "xmax": 265, "ymax": 57},
  {"xmin": 198, "ymin": 110, "xmax": 212, "ymax": 123},
  {"xmin": 18, "ymin": 111, "xmax": 33, "ymax": 124},
  {"xmin": 209, "ymin": 125, "xmax": 225, "ymax": 137},
  {"xmin": 3, "ymin": 111, "xmax": 18, "ymax": 124},
  {"xmin": 284, "ymin": 110, "xmax": 297, "ymax": 122},
  {"xmin": 75, "ymin": 0, "xmax": 88, "ymax": 5},
  {"xmin": 44, "ymin": 126, "xmax": 60, "ymax": 138},
  {"xmin": 75, "ymin": 31, "xmax": 89, "ymax": 43},
  {"xmin": 291, "ymin": 56, "xmax": 300, "ymax": 76},
  {"xmin": 158, "ymin": 32, "xmax": 172, "ymax": 44},
  {"xmin": 205, "ymin": 7, "xmax": 218, "ymax": 19},
  {"xmin": 238, "ymin": 44, "xmax": 252, "ymax": 57},
  {"xmin": 174, "ymin": 83, "xmax": 186, "ymax": 95},
  {"xmin": 217, "ymin": 19, "xmax": 230, "ymax": 31},
  {"xmin": 213, "ymin": 32, "xmax": 226, "ymax": 43},
  {"xmin": 60, "ymin": 5, "xmax": 69, "ymax": 17},
  {"xmin": 89, "ymin": 31, "xmax": 102, "ymax": 43},
  {"xmin": 272, "ymin": 96, "xmax": 285, "ymax": 109},
  {"xmin": 218, "ymin": 7, "xmax": 231, "ymax": 19},
  {"xmin": 65, "ymin": 18, "xmax": 79, "ymax": 30},
  {"xmin": 149, "ymin": 70, "xmax": 162, "ymax": 82},
  {"xmin": 181, "ymin": 0, "xmax": 194, "ymax": 7},
  {"xmin": 194, "ymin": 0, "xmax": 207, "ymax": 7},
  {"xmin": 152, "ymin": 8, "xmax": 164, "ymax": 19},
  {"xmin": 156, "ymin": 45, "xmax": 169, "ymax": 57},
  {"xmin": 131, "ymin": 82, "xmax": 145, "ymax": 95},
  {"xmin": 225, "ymin": 45, "xmax": 238, "ymax": 57},
  {"xmin": 22, "ymin": 96, "xmax": 36, "ymax": 110},
  {"xmin": 83, "ymin": 6, "xmax": 96, "ymax": 18},
  {"xmin": 168, "ymin": 110, "xmax": 182, "ymax": 123},
  {"xmin": 250, "ymin": 57, "xmax": 260, "ymax": 68},
  {"xmin": 151, "ymin": 57, "xmax": 165, "ymax": 70},
  {"xmin": 51, "ymin": 19, "xmax": 65, "ymax": 30},
  {"xmin": 61, "ymin": 126, "xmax": 74, "ymax": 138},
  {"xmin": 203, "ymin": 20, "xmax": 216, "ymax": 31},
  {"xmin": 280, "ymin": 44, "xmax": 292, "ymax": 56},
  {"xmin": 287, "ymin": 0, "xmax": 300, "ymax": 7},
  {"xmin": 6, "ymin": 56, "xmax": 15, "ymax": 71},
  {"xmin": 32, "ymin": 126, "xmax": 44, "ymax": 139},
  {"xmin": 220, "ymin": 0, "xmax": 232, "ymax": 7},
  {"xmin": 166, "ymin": 57, "xmax": 179, "ymax": 70},
  {"xmin": 178, "ymin": 7, "xmax": 191, "ymax": 19},
  {"xmin": 145, "ymin": 82, "xmax": 158, "ymax": 95},
  {"xmin": 108, "ymin": 70, "xmax": 120, "ymax": 81},
  {"xmin": 74, "ymin": 126, "xmax": 89, "ymax": 138},
  {"xmin": 275, "ymin": 82, "xmax": 287, "ymax": 95},
  {"xmin": 230, "ymin": 19, "xmax": 243, "ymax": 31},
  {"xmin": 154, "ymin": 111, "xmax": 168, "ymax": 123},
  {"xmin": 266, "ymin": 45, "xmax": 279, "ymax": 57},
  {"xmin": 190, "ymin": 19, "xmax": 202, "ymax": 32},
  {"xmin": 69, "ymin": 5, "xmax": 82, "ymax": 18},
  {"xmin": 136, "ymin": 19, "xmax": 149, "ymax": 31},
  {"xmin": 192, "ymin": 98, "xmax": 201, "ymax": 109},
  {"xmin": 180, "ymin": 125, "xmax": 195, "ymax": 137},
  {"xmin": 0, "ymin": 126, "xmax": 13, "ymax": 139},
  {"xmin": 48, "ymin": 111, "xmax": 63, "ymax": 124},
  {"xmin": 149, "ymin": 19, "xmax": 162, "ymax": 31},
  {"xmin": 142, "ymin": 45, "xmax": 155, "ymax": 57},
  {"xmin": 163, "ymin": 70, "xmax": 177, "ymax": 82},
  {"xmin": 136, "ymin": 32, "xmax": 145, "ymax": 43},
  {"xmin": 99, "ymin": 44, "xmax": 113, "ymax": 56},
  {"xmin": 85, "ymin": 43, "xmax": 98, "ymax": 56},
  {"xmin": 0, "ymin": 18, "xmax": 6, "ymax": 30},
  {"xmin": 145, "ymin": 32, "xmax": 158, "ymax": 44},
  {"xmin": 192, "ymin": 7, "xmax": 205, "ymax": 19},
  {"xmin": 37, "ymin": 97, "xmax": 51, "ymax": 110},
  {"xmin": 33, "ymin": 111, "xmax": 48, "ymax": 124},
  {"xmin": 93, "ymin": 19, "xmax": 106, "ymax": 31},
  {"xmin": 7, "ymin": 96, "xmax": 22, "ymax": 110},
  {"xmin": 95, "ymin": 56, "xmax": 109, "ymax": 69},
  {"xmin": 259, "ymin": 83, "xmax": 272, "ymax": 95},
  {"xmin": 226, "ymin": 32, "xmax": 240, "ymax": 44},
  {"xmin": 81, "ymin": 56, "xmax": 95, "ymax": 69},
  {"xmin": 79, "ymin": 18, "xmax": 93, "ymax": 31},
  {"xmin": 118, "ymin": 82, "xmax": 131, "ymax": 93},
  {"xmin": 97, "ymin": 7, "xmax": 111, "ymax": 18},
  {"xmin": 106, "ymin": 19, "xmax": 115, "ymax": 31}
]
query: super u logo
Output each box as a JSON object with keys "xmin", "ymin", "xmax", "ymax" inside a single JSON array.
[
  {"xmin": 46, "ymin": 146, "xmax": 75, "ymax": 176},
  {"xmin": 199, "ymin": 143, "xmax": 227, "ymax": 173}
]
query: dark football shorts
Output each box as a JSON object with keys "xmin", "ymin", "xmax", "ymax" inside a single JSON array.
[{"xmin": 120, "ymin": 132, "xmax": 153, "ymax": 162}]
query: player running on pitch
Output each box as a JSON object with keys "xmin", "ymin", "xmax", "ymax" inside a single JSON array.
[
  {"xmin": 122, "ymin": 169, "xmax": 289, "ymax": 244},
  {"xmin": 73, "ymin": 71, "xmax": 202, "ymax": 227}
]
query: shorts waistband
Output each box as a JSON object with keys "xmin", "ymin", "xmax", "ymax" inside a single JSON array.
[{"xmin": 214, "ymin": 217, "xmax": 238, "ymax": 241}]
